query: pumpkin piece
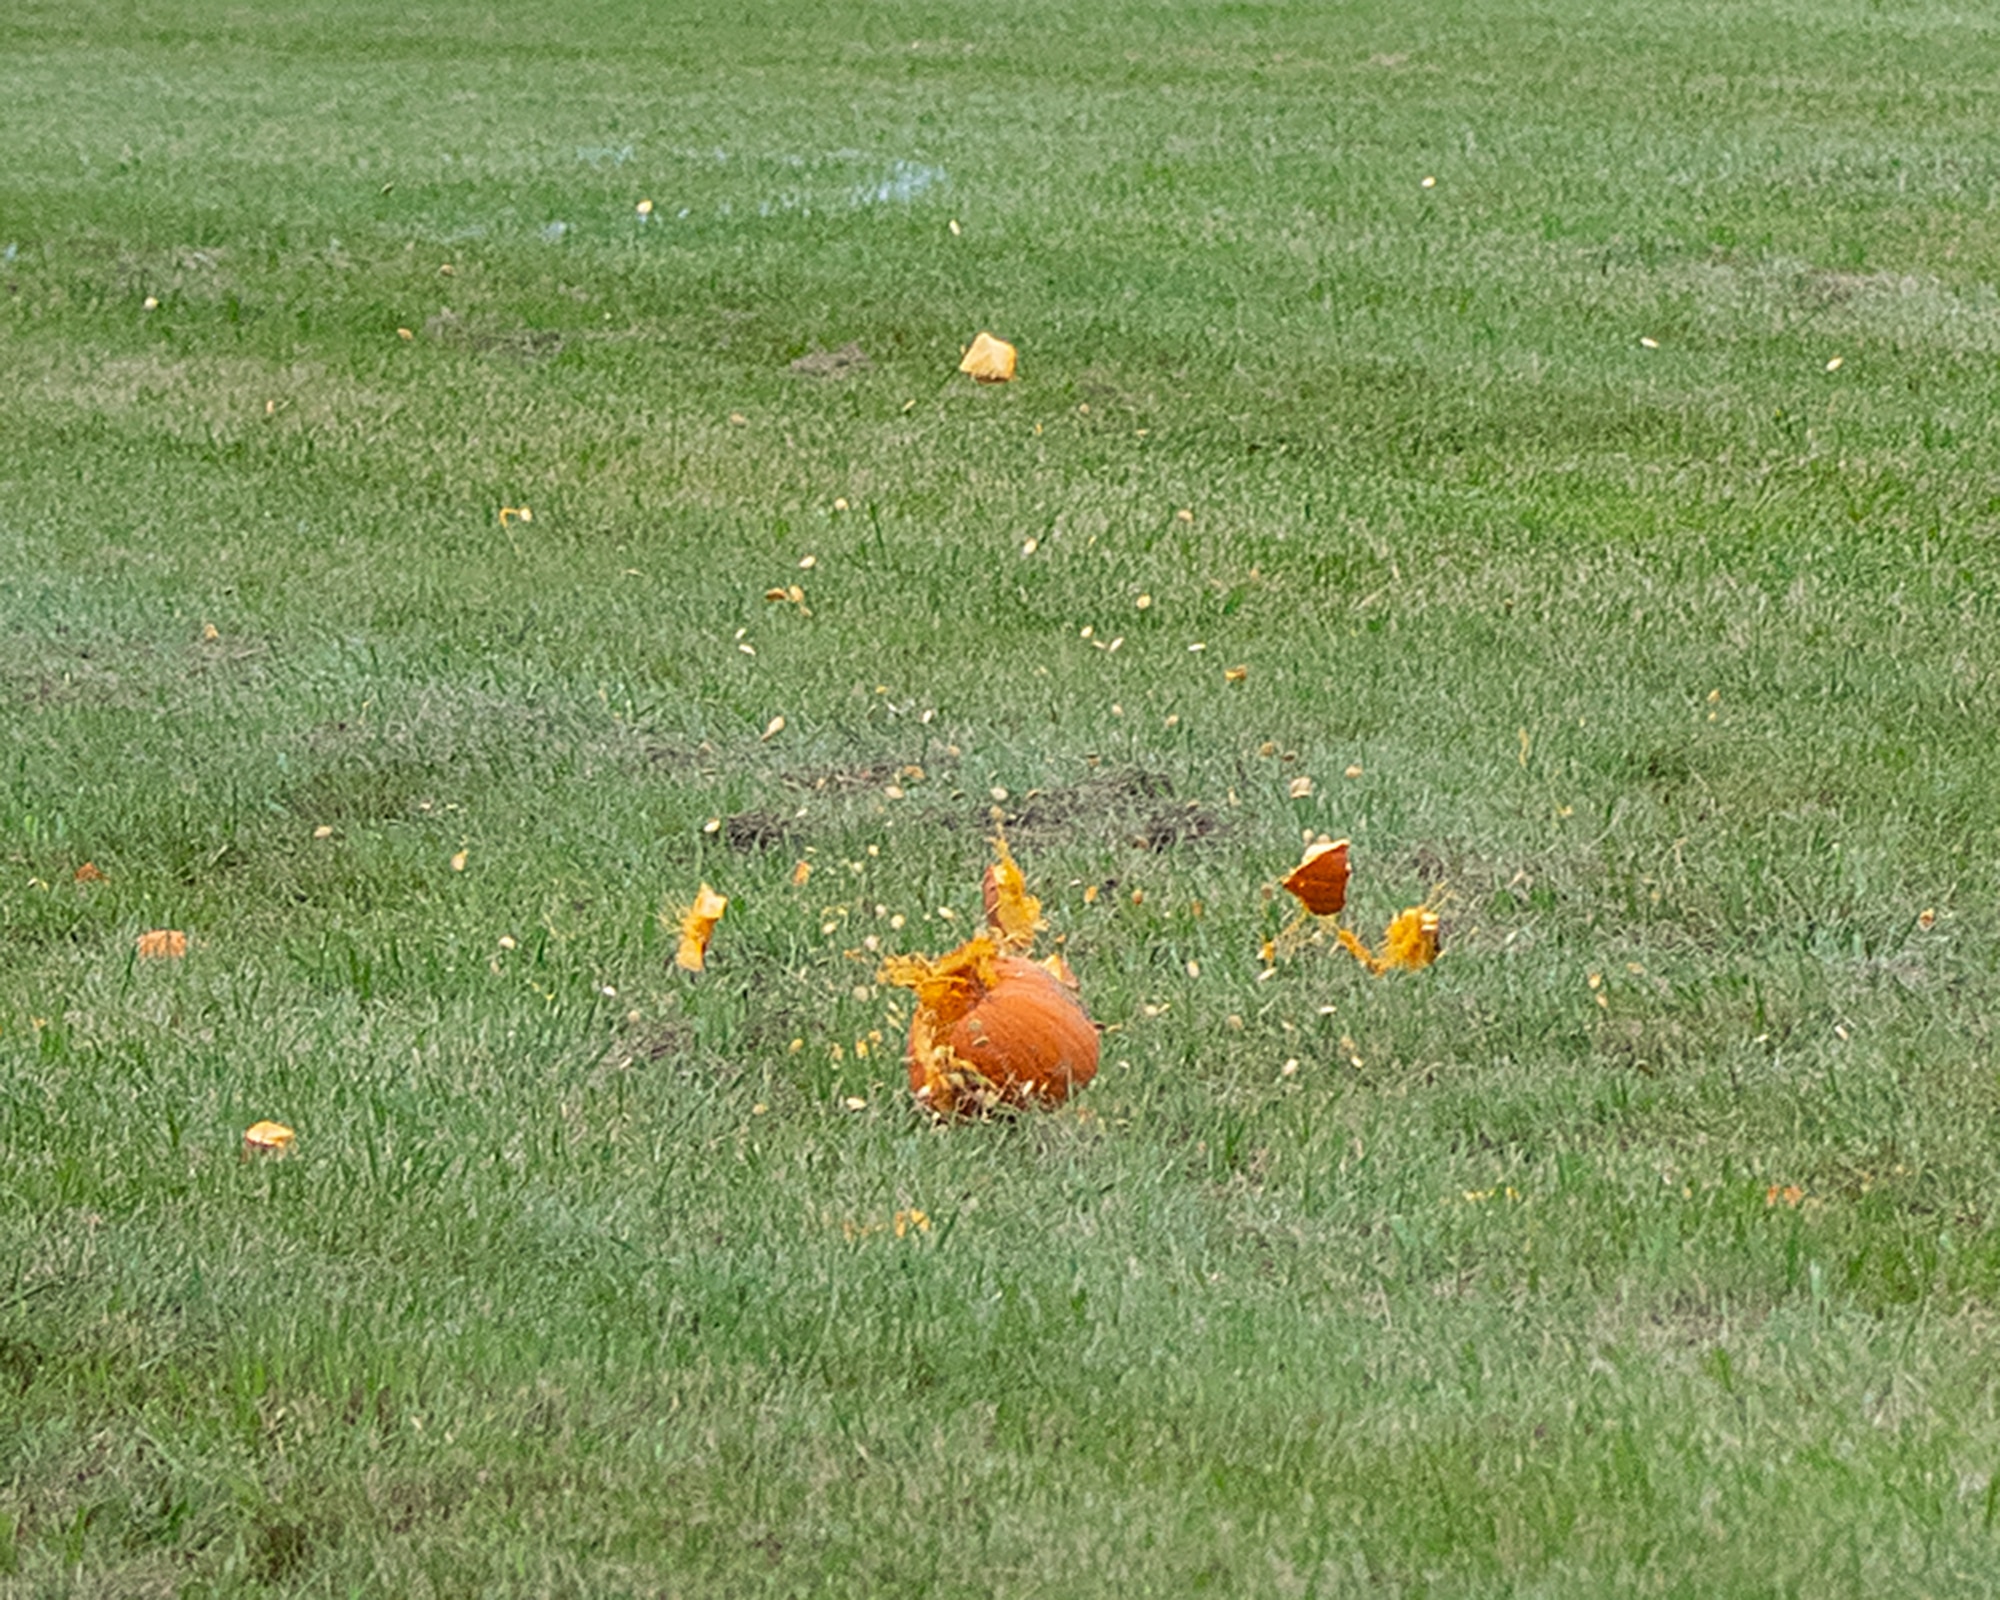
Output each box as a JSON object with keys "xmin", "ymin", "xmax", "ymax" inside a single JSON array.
[
  {"xmin": 1379, "ymin": 904, "xmax": 1441, "ymax": 971},
  {"xmin": 137, "ymin": 929, "xmax": 188, "ymax": 960},
  {"xmin": 1336, "ymin": 900, "xmax": 1443, "ymax": 976},
  {"xmin": 674, "ymin": 884, "xmax": 728, "ymax": 972},
  {"xmin": 242, "ymin": 1120, "xmax": 295, "ymax": 1157},
  {"xmin": 884, "ymin": 937, "xmax": 1099, "ymax": 1116},
  {"xmin": 1281, "ymin": 836, "xmax": 1350, "ymax": 916},
  {"xmin": 958, "ymin": 331, "xmax": 1017, "ymax": 383},
  {"xmin": 981, "ymin": 835, "xmax": 1043, "ymax": 952}
]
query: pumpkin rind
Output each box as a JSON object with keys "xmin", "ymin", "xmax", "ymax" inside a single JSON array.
[
  {"xmin": 905, "ymin": 955, "xmax": 1099, "ymax": 1114},
  {"xmin": 1281, "ymin": 837, "xmax": 1351, "ymax": 916}
]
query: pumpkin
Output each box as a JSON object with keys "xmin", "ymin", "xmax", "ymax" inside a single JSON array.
[
  {"xmin": 892, "ymin": 938, "xmax": 1099, "ymax": 1116},
  {"xmin": 884, "ymin": 832, "xmax": 1098, "ymax": 1116}
]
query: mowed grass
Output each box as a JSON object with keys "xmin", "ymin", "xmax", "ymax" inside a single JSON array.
[{"xmin": 6, "ymin": 0, "xmax": 2000, "ymax": 1591}]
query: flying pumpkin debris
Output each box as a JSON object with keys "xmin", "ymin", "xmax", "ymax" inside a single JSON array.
[
  {"xmin": 958, "ymin": 331, "xmax": 1017, "ymax": 383},
  {"xmin": 1281, "ymin": 836, "xmax": 1350, "ymax": 916},
  {"xmin": 1274, "ymin": 838, "xmax": 1442, "ymax": 975},
  {"xmin": 980, "ymin": 834, "xmax": 1044, "ymax": 952},
  {"xmin": 1336, "ymin": 901, "xmax": 1443, "ymax": 975},
  {"xmin": 882, "ymin": 830, "xmax": 1097, "ymax": 1116},
  {"xmin": 674, "ymin": 885, "xmax": 728, "ymax": 972}
]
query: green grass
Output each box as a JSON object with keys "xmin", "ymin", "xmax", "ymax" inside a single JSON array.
[{"xmin": 7, "ymin": 0, "xmax": 2000, "ymax": 1591}]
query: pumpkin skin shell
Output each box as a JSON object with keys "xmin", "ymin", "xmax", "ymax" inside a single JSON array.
[{"xmin": 906, "ymin": 955, "xmax": 1099, "ymax": 1110}]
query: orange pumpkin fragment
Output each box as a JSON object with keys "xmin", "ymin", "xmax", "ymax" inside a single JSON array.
[
  {"xmin": 137, "ymin": 929, "xmax": 188, "ymax": 960},
  {"xmin": 242, "ymin": 1120, "xmax": 295, "ymax": 1157},
  {"xmin": 958, "ymin": 331, "xmax": 1017, "ymax": 383},
  {"xmin": 674, "ymin": 885, "xmax": 728, "ymax": 972},
  {"xmin": 73, "ymin": 862, "xmax": 107, "ymax": 884},
  {"xmin": 1379, "ymin": 904, "xmax": 1442, "ymax": 971},
  {"xmin": 1336, "ymin": 900, "xmax": 1443, "ymax": 976},
  {"xmin": 1281, "ymin": 836, "xmax": 1351, "ymax": 916},
  {"xmin": 981, "ymin": 834, "xmax": 1043, "ymax": 952}
]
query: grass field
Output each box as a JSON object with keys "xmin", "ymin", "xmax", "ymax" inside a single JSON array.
[{"xmin": 7, "ymin": 0, "xmax": 2000, "ymax": 1592}]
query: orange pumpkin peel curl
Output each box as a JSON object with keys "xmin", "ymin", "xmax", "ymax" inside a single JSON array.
[{"xmin": 1281, "ymin": 836, "xmax": 1350, "ymax": 916}]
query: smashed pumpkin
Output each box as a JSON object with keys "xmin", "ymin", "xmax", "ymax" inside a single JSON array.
[
  {"xmin": 882, "ymin": 831, "xmax": 1097, "ymax": 1116},
  {"xmin": 884, "ymin": 937, "xmax": 1099, "ymax": 1116}
]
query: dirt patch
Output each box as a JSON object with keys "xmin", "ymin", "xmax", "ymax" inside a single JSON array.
[
  {"xmin": 725, "ymin": 810, "xmax": 794, "ymax": 851},
  {"xmin": 424, "ymin": 309, "xmax": 565, "ymax": 360},
  {"xmin": 1004, "ymin": 768, "xmax": 1226, "ymax": 852},
  {"xmin": 777, "ymin": 762, "xmax": 894, "ymax": 794},
  {"xmin": 597, "ymin": 1015, "xmax": 696, "ymax": 1075},
  {"xmin": 1133, "ymin": 801, "xmax": 1225, "ymax": 852},
  {"xmin": 788, "ymin": 341, "xmax": 872, "ymax": 378}
]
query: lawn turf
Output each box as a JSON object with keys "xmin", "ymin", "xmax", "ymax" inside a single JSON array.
[{"xmin": 6, "ymin": 0, "xmax": 2000, "ymax": 1593}]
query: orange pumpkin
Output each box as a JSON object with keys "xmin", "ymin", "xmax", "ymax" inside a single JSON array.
[{"xmin": 889, "ymin": 938, "xmax": 1099, "ymax": 1116}]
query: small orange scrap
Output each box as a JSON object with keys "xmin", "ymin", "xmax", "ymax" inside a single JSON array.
[
  {"xmin": 137, "ymin": 929, "xmax": 188, "ymax": 960},
  {"xmin": 1281, "ymin": 836, "xmax": 1350, "ymax": 916},
  {"xmin": 958, "ymin": 331, "xmax": 1017, "ymax": 383},
  {"xmin": 73, "ymin": 862, "xmax": 106, "ymax": 884},
  {"xmin": 674, "ymin": 885, "xmax": 728, "ymax": 972},
  {"xmin": 242, "ymin": 1120, "xmax": 295, "ymax": 1158}
]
